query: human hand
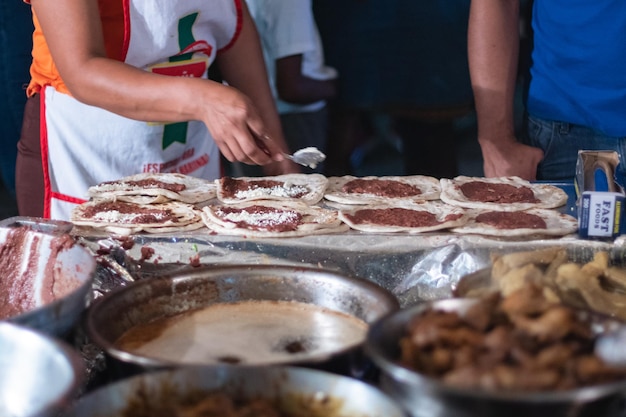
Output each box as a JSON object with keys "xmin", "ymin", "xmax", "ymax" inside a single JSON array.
[
  {"xmin": 200, "ymin": 83, "xmax": 285, "ymax": 167},
  {"xmin": 479, "ymin": 135, "xmax": 544, "ymax": 180}
]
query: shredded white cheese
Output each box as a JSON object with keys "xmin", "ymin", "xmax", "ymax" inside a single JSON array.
[
  {"xmin": 92, "ymin": 210, "xmax": 170, "ymax": 224},
  {"xmin": 216, "ymin": 208, "xmax": 299, "ymax": 228},
  {"xmin": 234, "ymin": 184, "xmax": 309, "ymax": 200}
]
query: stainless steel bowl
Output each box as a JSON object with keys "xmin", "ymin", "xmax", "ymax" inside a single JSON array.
[
  {"xmin": 366, "ymin": 298, "xmax": 626, "ymax": 417},
  {"xmin": 85, "ymin": 264, "xmax": 399, "ymax": 376},
  {"xmin": 63, "ymin": 365, "xmax": 406, "ymax": 417},
  {"xmin": 0, "ymin": 224, "xmax": 96, "ymax": 336},
  {"xmin": 0, "ymin": 322, "xmax": 84, "ymax": 417}
]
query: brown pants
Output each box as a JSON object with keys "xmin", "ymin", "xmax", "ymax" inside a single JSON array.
[{"xmin": 16, "ymin": 93, "xmax": 45, "ymax": 217}]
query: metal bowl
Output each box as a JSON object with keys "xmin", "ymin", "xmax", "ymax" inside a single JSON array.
[
  {"xmin": 0, "ymin": 322, "xmax": 84, "ymax": 417},
  {"xmin": 365, "ymin": 298, "xmax": 626, "ymax": 417},
  {"xmin": 0, "ymin": 224, "xmax": 96, "ymax": 336},
  {"xmin": 85, "ymin": 264, "xmax": 399, "ymax": 377},
  {"xmin": 63, "ymin": 365, "xmax": 406, "ymax": 417}
]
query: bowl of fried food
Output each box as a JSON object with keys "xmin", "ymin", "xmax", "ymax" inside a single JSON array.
[
  {"xmin": 63, "ymin": 365, "xmax": 407, "ymax": 417},
  {"xmin": 454, "ymin": 246, "xmax": 626, "ymax": 321},
  {"xmin": 365, "ymin": 282, "xmax": 626, "ymax": 417}
]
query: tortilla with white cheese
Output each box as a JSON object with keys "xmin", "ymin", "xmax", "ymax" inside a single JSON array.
[
  {"xmin": 201, "ymin": 200, "xmax": 348, "ymax": 238},
  {"xmin": 87, "ymin": 172, "xmax": 216, "ymax": 204},
  {"xmin": 216, "ymin": 174, "xmax": 327, "ymax": 206},
  {"xmin": 71, "ymin": 199, "xmax": 203, "ymax": 236}
]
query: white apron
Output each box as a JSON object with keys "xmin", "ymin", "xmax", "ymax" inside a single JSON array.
[{"xmin": 41, "ymin": 0, "xmax": 242, "ymax": 219}]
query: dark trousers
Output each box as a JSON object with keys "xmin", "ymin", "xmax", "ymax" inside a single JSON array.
[{"xmin": 16, "ymin": 94, "xmax": 44, "ymax": 217}]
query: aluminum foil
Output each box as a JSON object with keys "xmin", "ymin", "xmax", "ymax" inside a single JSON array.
[{"xmin": 80, "ymin": 231, "xmax": 623, "ymax": 308}]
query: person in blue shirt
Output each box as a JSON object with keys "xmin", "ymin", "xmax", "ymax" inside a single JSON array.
[{"xmin": 469, "ymin": 0, "xmax": 626, "ymax": 183}]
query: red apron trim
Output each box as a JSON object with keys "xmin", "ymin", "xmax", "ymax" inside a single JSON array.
[
  {"xmin": 40, "ymin": 85, "xmax": 52, "ymax": 219},
  {"xmin": 219, "ymin": 0, "xmax": 243, "ymax": 53},
  {"xmin": 40, "ymin": 87, "xmax": 89, "ymax": 218},
  {"xmin": 121, "ymin": 0, "xmax": 131, "ymax": 61},
  {"xmin": 50, "ymin": 192, "xmax": 88, "ymax": 205}
]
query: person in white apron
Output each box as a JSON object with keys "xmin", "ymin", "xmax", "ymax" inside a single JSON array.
[{"xmin": 18, "ymin": 0, "xmax": 297, "ymax": 220}]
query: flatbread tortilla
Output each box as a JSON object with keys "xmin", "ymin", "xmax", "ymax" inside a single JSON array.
[
  {"xmin": 87, "ymin": 172, "xmax": 216, "ymax": 204},
  {"xmin": 71, "ymin": 199, "xmax": 204, "ymax": 236},
  {"xmin": 440, "ymin": 176, "xmax": 568, "ymax": 211},
  {"xmin": 324, "ymin": 175, "xmax": 440, "ymax": 205},
  {"xmin": 201, "ymin": 200, "xmax": 348, "ymax": 238},
  {"xmin": 338, "ymin": 201, "xmax": 468, "ymax": 234},
  {"xmin": 451, "ymin": 208, "xmax": 578, "ymax": 237},
  {"xmin": 216, "ymin": 174, "xmax": 327, "ymax": 206}
]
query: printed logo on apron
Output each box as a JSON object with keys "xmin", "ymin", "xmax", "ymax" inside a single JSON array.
[{"xmin": 147, "ymin": 12, "xmax": 213, "ymax": 149}]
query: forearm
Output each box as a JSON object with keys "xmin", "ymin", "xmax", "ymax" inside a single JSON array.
[
  {"xmin": 277, "ymin": 74, "xmax": 336, "ymax": 104},
  {"xmin": 67, "ymin": 58, "xmax": 222, "ymax": 123},
  {"xmin": 468, "ymin": 0, "xmax": 520, "ymax": 141},
  {"xmin": 217, "ymin": 4, "xmax": 291, "ymax": 153},
  {"xmin": 31, "ymin": 0, "xmax": 216, "ymax": 125},
  {"xmin": 276, "ymin": 55, "xmax": 337, "ymax": 104}
]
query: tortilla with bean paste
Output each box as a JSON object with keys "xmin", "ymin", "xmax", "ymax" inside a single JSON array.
[
  {"xmin": 71, "ymin": 199, "xmax": 204, "ymax": 235},
  {"xmin": 201, "ymin": 200, "xmax": 348, "ymax": 237},
  {"xmin": 87, "ymin": 172, "xmax": 216, "ymax": 204},
  {"xmin": 451, "ymin": 208, "xmax": 578, "ymax": 237},
  {"xmin": 440, "ymin": 176, "xmax": 568, "ymax": 211},
  {"xmin": 338, "ymin": 201, "xmax": 468, "ymax": 234},
  {"xmin": 216, "ymin": 174, "xmax": 327, "ymax": 206},
  {"xmin": 324, "ymin": 175, "xmax": 441, "ymax": 205}
]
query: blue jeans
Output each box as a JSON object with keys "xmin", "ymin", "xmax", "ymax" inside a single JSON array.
[
  {"xmin": 0, "ymin": 0, "xmax": 34, "ymax": 197},
  {"xmin": 523, "ymin": 114, "xmax": 626, "ymax": 187}
]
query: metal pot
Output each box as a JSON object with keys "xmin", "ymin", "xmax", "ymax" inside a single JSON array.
[
  {"xmin": 365, "ymin": 298, "xmax": 626, "ymax": 417},
  {"xmin": 0, "ymin": 322, "xmax": 84, "ymax": 417},
  {"xmin": 0, "ymin": 221, "xmax": 96, "ymax": 336},
  {"xmin": 85, "ymin": 264, "xmax": 399, "ymax": 378},
  {"xmin": 63, "ymin": 365, "xmax": 406, "ymax": 417}
]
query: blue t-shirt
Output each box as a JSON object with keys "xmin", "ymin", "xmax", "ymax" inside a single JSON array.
[{"xmin": 527, "ymin": 0, "xmax": 626, "ymax": 137}]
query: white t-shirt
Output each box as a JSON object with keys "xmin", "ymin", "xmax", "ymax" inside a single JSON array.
[{"xmin": 246, "ymin": 0, "xmax": 337, "ymax": 114}]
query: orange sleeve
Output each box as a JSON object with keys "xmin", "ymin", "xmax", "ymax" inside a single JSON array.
[{"xmin": 26, "ymin": 0, "xmax": 125, "ymax": 97}]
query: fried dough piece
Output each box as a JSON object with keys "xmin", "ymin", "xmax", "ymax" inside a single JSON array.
[
  {"xmin": 491, "ymin": 247, "xmax": 566, "ymax": 279},
  {"xmin": 495, "ymin": 264, "xmax": 543, "ymax": 297},
  {"xmin": 603, "ymin": 266, "xmax": 626, "ymax": 291},
  {"xmin": 543, "ymin": 249, "xmax": 570, "ymax": 283},
  {"xmin": 499, "ymin": 283, "xmax": 554, "ymax": 316},
  {"xmin": 509, "ymin": 306, "xmax": 576, "ymax": 343},
  {"xmin": 581, "ymin": 251, "xmax": 610, "ymax": 276},
  {"xmin": 556, "ymin": 263, "xmax": 626, "ymax": 320}
]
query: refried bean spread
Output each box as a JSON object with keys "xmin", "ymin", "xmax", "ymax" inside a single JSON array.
[
  {"xmin": 216, "ymin": 206, "xmax": 302, "ymax": 232},
  {"xmin": 460, "ymin": 182, "xmax": 539, "ymax": 204},
  {"xmin": 82, "ymin": 201, "xmax": 179, "ymax": 224},
  {"xmin": 102, "ymin": 178, "xmax": 186, "ymax": 193},
  {"xmin": 220, "ymin": 177, "xmax": 308, "ymax": 199},
  {"xmin": 476, "ymin": 211, "xmax": 547, "ymax": 229},
  {"xmin": 0, "ymin": 228, "xmax": 77, "ymax": 319},
  {"xmin": 345, "ymin": 207, "xmax": 462, "ymax": 227},
  {"xmin": 342, "ymin": 179, "xmax": 422, "ymax": 198}
]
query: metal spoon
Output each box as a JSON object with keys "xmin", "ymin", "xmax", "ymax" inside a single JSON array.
[
  {"xmin": 253, "ymin": 134, "xmax": 325, "ymax": 169},
  {"xmin": 283, "ymin": 147, "xmax": 326, "ymax": 169}
]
